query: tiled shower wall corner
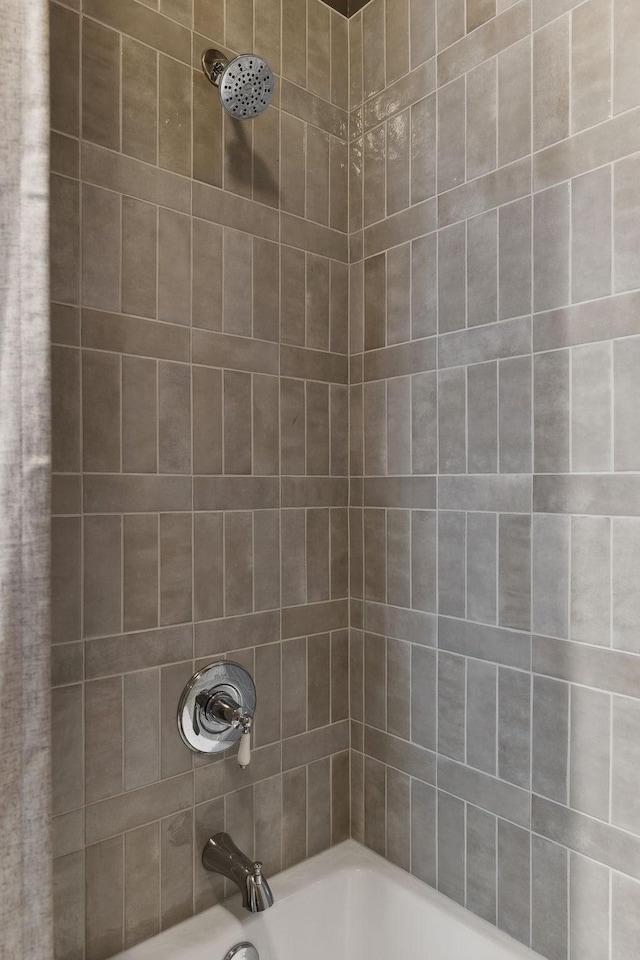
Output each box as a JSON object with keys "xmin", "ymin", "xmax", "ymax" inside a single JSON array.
[
  {"xmin": 50, "ymin": 0, "xmax": 351, "ymax": 956},
  {"xmin": 350, "ymin": 0, "xmax": 640, "ymax": 956}
]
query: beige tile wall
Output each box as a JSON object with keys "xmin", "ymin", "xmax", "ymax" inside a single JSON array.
[
  {"xmin": 50, "ymin": 1, "xmax": 350, "ymax": 957},
  {"xmin": 351, "ymin": 0, "xmax": 640, "ymax": 957}
]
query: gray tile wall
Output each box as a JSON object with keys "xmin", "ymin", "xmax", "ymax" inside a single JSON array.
[
  {"xmin": 50, "ymin": 0, "xmax": 349, "ymax": 956},
  {"xmin": 51, "ymin": 0, "xmax": 640, "ymax": 957},
  {"xmin": 351, "ymin": 0, "xmax": 640, "ymax": 957}
]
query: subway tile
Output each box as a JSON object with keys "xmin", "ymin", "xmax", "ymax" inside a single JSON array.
[
  {"xmin": 437, "ymin": 0, "xmax": 466, "ymax": 51},
  {"xmin": 533, "ymin": 15, "xmax": 570, "ymax": 150},
  {"xmin": 86, "ymin": 774, "xmax": 193, "ymax": 846},
  {"xmin": 467, "ymin": 58, "xmax": 497, "ymax": 180},
  {"xmin": 54, "ymin": 851, "xmax": 84, "ymax": 960},
  {"xmin": 499, "ymin": 197, "xmax": 531, "ymax": 321},
  {"xmin": 534, "ymin": 350, "xmax": 570, "ymax": 474},
  {"xmin": 86, "ymin": 625, "xmax": 192, "ymax": 679},
  {"xmin": 124, "ymin": 670, "xmax": 160, "ymax": 791},
  {"xmin": 224, "ymin": 512, "xmax": 253, "ymax": 616},
  {"xmin": 572, "ymin": 167, "xmax": 612, "ymax": 305},
  {"xmin": 52, "ymin": 515, "xmax": 81, "ymax": 644},
  {"xmin": 534, "ymin": 183, "xmax": 571, "ymax": 312},
  {"xmin": 411, "ymin": 780, "xmax": 436, "ymax": 885},
  {"xmin": 158, "ymin": 209, "xmax": 190, "ymax": 325},
  {"xmin": 411, "ymin": 96, "xmax": 437, "ymax": 204},
  {"xmin": 499, "ymin": 356, "xmax": 531, "ymax": 473},
  {"xmin": 438, "ymin": 511, "xmax": 466, "ymax": 618},
  {"xmin": 86, "ymin": 837, "xmax": 123, "ymax": 960},
  {"xmin": 84, "ymin": 515, "xmax": 121, "ymax": 638},
  {"xmin": 497, "ymin": 820, "xmax": 530, "ymax": 945},
  {"xmin": 50, "ymin": 4, "xmax": 79, "ymax": 138},
  {"xmin": 195, "ymin": 610, "xmax": 279, "ymax": 657},
  {"xmin": 572, "ymin": 341, "xmax": 612, "ymax": 473},
  {"xmin": 123, "ymin": 515, "xmax": 158, "ymax": 633},
  {"xmin": 440, "ymin": 617, "xmax": 531, "ymax": 669},
  {"xmin": 124, "ymin": 824, "xmax": 160, "ymax": 948},
  {"xmin": 468, "ymin": 362, "xmax": 498, "ymax": 473},
  {"xmin": 569, "ymin": 853, "xmax": 610, "ymax": 960},
  {"xmin": 438, "ymin": 368, "xmax": 466, "ymax": 474},
  {"xmin": 438, "ymin": 791, "xmax": 465, "ymax": 905},
  {"xmin": 498, "ymin": 667, "xmax": 530, "ymax": 788},
  {"xmin": 571, "ymin": 516, "xmax": 611, "ymax": 646},
  {"xmin": 158, "ymin": 362, "xmax": 191, "ymax": 474},
  {"xmin": 533, "ymin": 105, "xmax": 640, "ymax": 193},
  {"xmin": 81, "ymin": 184, "xmax": 120, "ymax": 312},
  {"xmin": 160, "ymin": 513, "xmax": 192, "ymax": 625},
  {"xmin": 84, "ymin": 677, "xmax": 122, "ymax": 805},
  {"xmin": 466, "ymin": 805, "xmax": 497, "ymax": 924},
  {"xmin": 438, "ymin": 222, "xmax": 466, "ymax": 333},
  {"xmin": 122, "ymin": 37, "xmax": 158, "ymax": 165},
  {"xmin": 411, "ymin": 645, "xmax": 437, "ymax": 750},
  {"xmin": 613, "ymin": 519, "xmax": 640, "ymax": 654},
  {"xmin": 534, "ymin": 842, "xmax": 572, "ymax": 960},
  {"xmin": 532, "ymin": 676, "xmax": 569, "ymax": 804},
  {"xmin": 614, "ymin": 336, "xmax": 640, "ymax": 470},
  {"xmin": 612, "ymin": 872, "xmax": 640, "ymax": 960},
  {"xmin": 533, "ymin": 793, "xmax": 640, "ymax": 882},
  {"xmin": 52, "ymin": 685, "xmax": 83, "ymax": 816},
  {"xmin": 438, "ymin": 78, "xmax": 466, "ymax": 193},
  {"xmin": 532, "ymin": 514, "xmax": 569, "ymax": 640},
  {"xmin": 223, "ymin": 371, "xmax": 252, "ymax": 475},
  {"xmin": 498, "ymin": 36, "xmax": 531, "ymax": 166},
  {"xmin": 613, "ymin": 0, "xmax": 640, "ymax": 114},
  {"xmin": 364, "ymin": 601, "xmax": 437, "ymax": 646},
  {"xmin": 612, "ymin": 695, "xmax": 640, "ymax": 835},
  {"xmin": 467, "ymin": 513, "xmax": 497, "ymax": 625},
  {"xmin": 278, "ymin": 115, "xmax": 304, "ymax": 217},
  {"xmin": 498, "ymin": 515, "xmax": 530, "ymax": 631},
  {"xmin": 534, "ymin": 473, "xmax": 640, "ymax": 517},
  {"xmin": 83, "ymin": 143, "xmax": 190, "ymax": 214},
  {"xmin": 438, "ymin": 157, "xmax": 531, "ymax": 229},
  {"xmin": 160, "ymin": 810, "xmax": 193, "ymax": 929},
  {"xmin": 570, "ymin": 685, "xmax": 611, "ymax": 821},
  {"xmin": 282, "ymin": 720, "xmax": 349, "ymax": 771},
  {"xmin": 467, "ymin": 659, "xmax": 497, "ymax": 775},
  {"xmin": 364, "ymin": 631, "xmax": 386, "ymax": 730},
  {"xmin": 194, "ymin": 512, "xmax": 224, "ymax": 623},
  {"xmin": 438, "ymin": 756, "xmax": 529, "ymax": 828},
  {"xmin": 82, "ymin": 19, "xmax": 120, "ymax": 152},
  {"xmin": 438, "ymin": 652, "xmax": 466, "ymax": 761},
  {"xmin": 193, "ymin": 181, "xmax": 279, "ymax": 241},
  {"xmin": 83, "ymin": 310, "xmax": 189, "ymax": 363},
  {"xmin": 440, "ymin": 475, "xmax": 532, "ymax": 513},
  {"xmin": 438, "ymin": 0, "xmax": 530, "ymax": 84},
  {"xmin": 83, "ymin": 0, "xmax": 191, "ymax": 62},
  {"xmin": 82, "ymin": 350, "xmax": 120, "ymax": 474},
  {"xmin": 122, "ymin": 198, "xmax": 157, "ymax": 320},
  {"xmin": 467, "ymin": 210, "xmax": 498, "ymax": 327},
  {"xmin": 194, "ymin": 477, "xmax": 279, "ymax": 510},
  {"xmin": 412, "ymin": 371, "xmax": 438, "ymax": 475},
  {"xmin": 364, "ymin": 197, "xmax": 437, "ymax": 257},
  {"xmin": 615, "ymin": 155, "xmax": 640, "ymax": 293},
  {"xmin": 365, "ymin": 726, "xmax": 436, "ymax": 783},
  {"xmin": 439, "ymin": 315, "xmax": 530, "ymax": 368}
]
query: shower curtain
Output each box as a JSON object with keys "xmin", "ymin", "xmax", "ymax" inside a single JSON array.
[{"xmin": 0, "ymin": 0, "xmax": 52, "ymax": 957}]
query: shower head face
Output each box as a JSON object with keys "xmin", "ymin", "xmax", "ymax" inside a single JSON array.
[{"xmin": 219, "ymin": 54, "xmax": 275, "ymax": 119}]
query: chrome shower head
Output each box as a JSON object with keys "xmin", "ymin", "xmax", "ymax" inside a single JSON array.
[{"xmin": 202, "ymin": 49, "xmax": 275, "ymax": 120}]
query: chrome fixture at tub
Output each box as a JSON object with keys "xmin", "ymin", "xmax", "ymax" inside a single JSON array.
[
  {"xmin": 177, "ymin": 661, "xmax": 256, "ymax": 767},
  {"xmin": 203, "ymin": 833, "xmax": 274, "ymax": 912},
  {"xmin": 223, "ymin": 944, "xmax": 259, "ymax": 960},
  {"xmin": 201, "ymin": 48, "xmax": 275, "ymax": 119}
]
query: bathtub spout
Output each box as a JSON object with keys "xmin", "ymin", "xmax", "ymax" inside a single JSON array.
[{"xmin": 202, "ymin": 832, "xmax": 274, "ymax": 912}]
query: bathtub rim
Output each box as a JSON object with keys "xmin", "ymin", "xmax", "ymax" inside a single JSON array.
[{"xmin": 113, "ymin": 838, "xmax": 540, "ymax": 960}]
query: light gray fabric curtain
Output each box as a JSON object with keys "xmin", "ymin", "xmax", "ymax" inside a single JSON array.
[{"xmin": 0, "ymin": 0, "xmax": 52, "ymax": 957}]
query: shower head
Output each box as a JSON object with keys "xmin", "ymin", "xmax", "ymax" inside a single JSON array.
[{"xmin": 202, "ymin": 49, "xmax": 275, "ymax": 120}]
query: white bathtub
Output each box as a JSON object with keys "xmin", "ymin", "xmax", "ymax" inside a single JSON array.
[{"xmin": 115, "ymin": 840, "xmax": 539, "ymax": 960}]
